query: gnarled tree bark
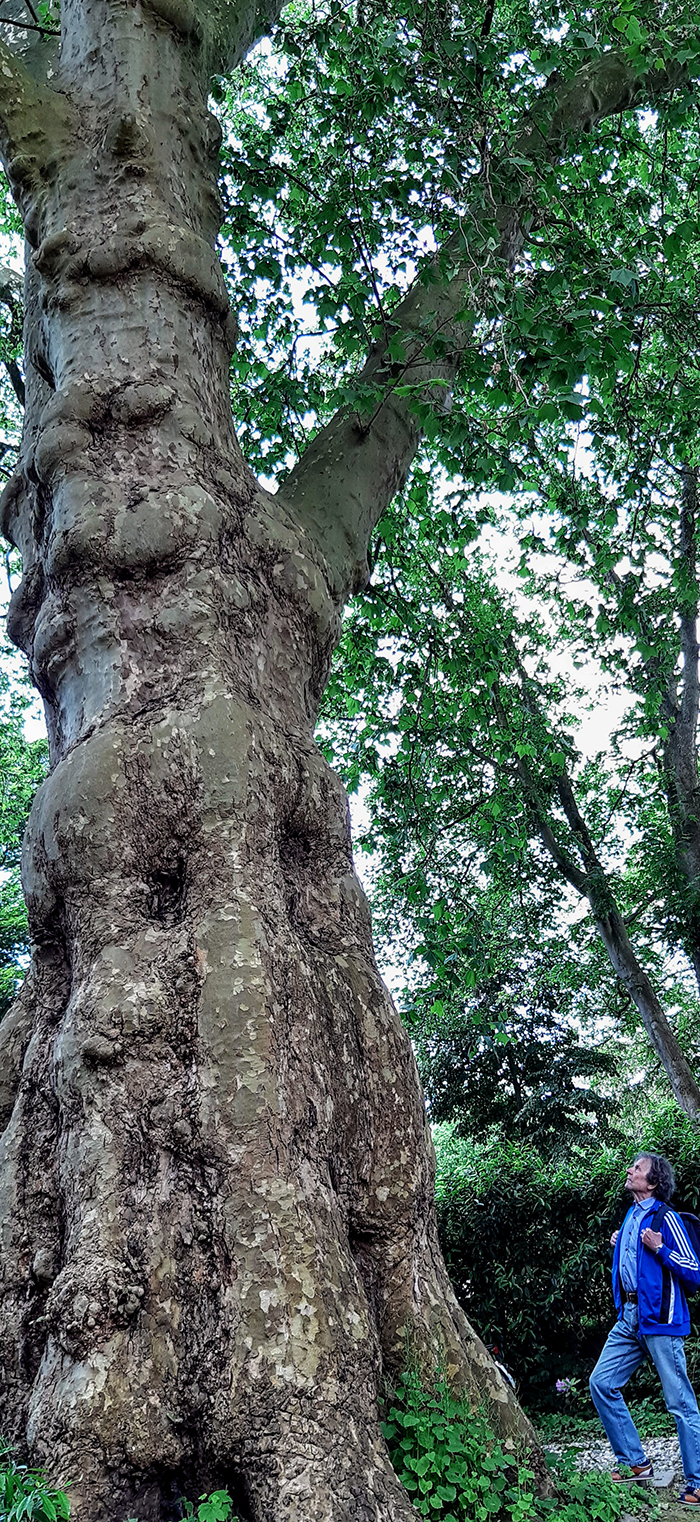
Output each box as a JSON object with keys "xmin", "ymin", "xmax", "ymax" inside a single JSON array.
[{"xmin": 0, "ymin": 4, "xmax": 533, "ymax": 1520}]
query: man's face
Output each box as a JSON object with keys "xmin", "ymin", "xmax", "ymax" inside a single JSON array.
[{"xmin": 625, "ymin": 1156, "xmax": 653, "ymax": 1195}]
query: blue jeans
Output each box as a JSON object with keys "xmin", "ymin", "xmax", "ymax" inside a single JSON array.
[{"xmin": 589, "ymin": 1304, "xmax": 700, "ymax": 1485}]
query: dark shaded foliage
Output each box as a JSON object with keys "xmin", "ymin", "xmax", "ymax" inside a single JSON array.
[{"xmin": 414, "ymin": 973, "xmax": 619, "ymax": 1156}]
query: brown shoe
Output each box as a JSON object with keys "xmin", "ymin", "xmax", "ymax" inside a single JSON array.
[{"xmin": 611, "ymin": 1462, "xmax": 654, "ymax": 1483}]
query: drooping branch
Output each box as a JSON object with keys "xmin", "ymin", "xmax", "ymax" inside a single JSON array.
[
  {"xmin": 584, "ymin": 474, "xmax": 700, "ymax": 987},
  {"xmin": 281, "ymin": 50, "xmax": 689, "ymax": 602},
  {"xmin": 0, "ymin": 0, "xmax": 58, "ymax": 80},
  {"xmin": 0, "ymin": 264, "xmax": 24, "ymax": 405},
  {"xmin": 382, "ymin": 530, "xmax": 700, "ymax": 1115},
  {"xmin": 678, "ymin": 468, "xmax": 700, "ymax": 741},
  {"xmin": 4, "ymin": 355, "xmax": 24, "ymax": 405},
  {"xmin": 0, "ymin": 16, "xmax": 59, "ymax": 34}
]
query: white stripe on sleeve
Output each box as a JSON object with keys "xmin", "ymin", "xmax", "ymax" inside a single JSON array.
[{"xmin": 665, "ymin": 1212, "xmax": 699, "ymax": 1272}]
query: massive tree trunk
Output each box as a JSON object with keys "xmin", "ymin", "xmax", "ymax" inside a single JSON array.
[{"xmin": 0, "ymin": 5, "xmax": 533, "ymax": 1519}]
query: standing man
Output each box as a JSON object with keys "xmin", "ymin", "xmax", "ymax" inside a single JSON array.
[{"xmin": 590, "ymin": 1153, "xmax": 700, "ymax": 1503}]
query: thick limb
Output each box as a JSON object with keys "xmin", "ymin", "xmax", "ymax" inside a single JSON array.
[{"xmin": 281, "ymin": 54, "xmax": 688, "ymax": 600}]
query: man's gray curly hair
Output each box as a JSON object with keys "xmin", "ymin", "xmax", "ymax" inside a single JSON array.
[{"xmin": 636, "ymin": 1152, "xmax": 676, "ymax": 1204}]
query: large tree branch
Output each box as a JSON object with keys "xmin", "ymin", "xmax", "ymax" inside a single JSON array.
[
  {"xmin": 281, "ymin": 51, "xmax": 688, "ymax": 602},
  {"xmin": 0, "ymin": 37, "xmax": 75, "ymax": 219},
  {"xmin": 146, "ymin": 0, "xmax": 286, "ymax": 72},
  {"xmin": 514, "ymin": 51, "xmax": 685, "ymax": 158}
]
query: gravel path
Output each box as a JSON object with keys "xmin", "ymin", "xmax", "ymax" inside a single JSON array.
[
  {"xmin": 540, "ymin": 1435, "xmax": 699, "ymax": 1519},
  {"xmin": 546, "ymin": 1435, "xmax": 682, "ymax": 1478}
]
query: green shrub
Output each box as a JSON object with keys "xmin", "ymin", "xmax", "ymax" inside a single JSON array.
[
  {"xmin": 545, "ymin": 1448, "xmax": 655, "ymax": 1522},
  {"xmin": 381, "ymin": 1372, "xmax": 653, "ymax": 1522},
  {"xmin": 0, "ymin": 1444, "xmax": 70, "ymax": 1521},
  {"xmin": 179, "ymin": 1493, "xmax": 237, "ymax": 1521},
  {"xmin": 126, "ymin": 1491, "xmax": 237, "ymax": 1522},
  {"xmin": 536, "ymin": 1401, "xmax": 674, "ymax": 1442},
  {"xmin": 382, "ymin": 1370, "xmax": 539, "ymax": 1522},
  {"xmin": 433, "ymin": 1128, "xmax": 622, "ymax": 1406}
]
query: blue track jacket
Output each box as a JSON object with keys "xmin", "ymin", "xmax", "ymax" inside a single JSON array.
[{"xmin": 612, "ymin": 1203, "xmax": 700, "ymax": 1336}]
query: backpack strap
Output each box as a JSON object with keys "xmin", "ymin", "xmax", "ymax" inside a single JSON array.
[{"xmin": 651, "ymin": 1201, "xmax": 669, "ymax": 1233}]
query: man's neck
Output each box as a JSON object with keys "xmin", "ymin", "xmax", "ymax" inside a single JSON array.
[{"xmin": 630, "ymin": 1190, "xmax": 656, "ymax": 1205}]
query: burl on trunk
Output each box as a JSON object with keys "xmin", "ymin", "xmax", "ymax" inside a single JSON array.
[{"xmin": 0, "ymin": 2, "xmax": 535, "ymax": 1518}]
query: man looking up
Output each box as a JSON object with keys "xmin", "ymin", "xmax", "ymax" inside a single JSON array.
[{"xmin": 590, "ymin": 1153, "xmax": 700, "ymax": 1503}]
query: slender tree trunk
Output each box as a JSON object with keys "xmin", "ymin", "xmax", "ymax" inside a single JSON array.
[
  {"xmin": 593, "ymin": 902, "xmax": 700, "ymax": 1120},
  {"xmin": 510, "ymin": 721, "xmax": 700, "ymax": 1118},
  {"xmin": 0, "ymin": 5, "xmax": 535, "ymax": 1518},
  {"xmin": 588, "ymin": 470, "xmax": 700, "ymax": 993},
  {"xmin": 661, "ymin": 469, "xmax": 700, "ymax": 991},
  {"xmin": 555, "ymin": 775, "xmax": 700, "ymax": 1118}
]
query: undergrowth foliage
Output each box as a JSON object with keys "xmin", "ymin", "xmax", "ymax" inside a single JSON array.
[
  {"xmin": 178, "ymin": 1493, "xmax": 237, "ymax": 1521},
  {"xmin": 127, "ymin": 1492, "xmax": 238, "ymax": 1522},
  {"xmin": 381, "ymin": 1372, "xmax": 653, "ymax": 1522},
  {"xmin": 0, "ymin": 1445, "xmax": 237, "ymax": 1522},
  {"xmin": 1, "ymin": 1376, "xmax": 656, "ymax": 1522},
  {"xmin": 0, "ymin": 1444, "xmax": 70, "ymax": 1521},
  {"xmin": 382, "ymin": 1372, "xmax": 537, "ymax": 1521}
]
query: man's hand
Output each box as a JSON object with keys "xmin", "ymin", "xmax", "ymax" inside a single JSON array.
[
  {"xmin": 610, "ymin": 1230, "xmax": 619, "ymax": 1247},
  {"xmin": 641, "ymin": 1227, "xmax": 663, "ymax": 1253}
]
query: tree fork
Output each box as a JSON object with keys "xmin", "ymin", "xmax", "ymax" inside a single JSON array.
[
  {"xmin": 0, "ymin": 3, "xmax": 536, "ymax": 1519},
  {"xmin": 281, "ymin": 51, "xmax": 687, "ymax": 602}
]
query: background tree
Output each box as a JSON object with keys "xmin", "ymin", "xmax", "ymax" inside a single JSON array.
[
  {"xmin": 320, "ymin": 477, "xmax": 700, "ymax": 1109},
  {"xmin": 411, "ymin": 974, "xmax": 618, "ymax": 1158},
  {"xmin": 0, "ymin": 1, "xmax": 697, "ymax": 1519},
  {"xmin": 0, "ymin": 666, "xmax": 46, "ymax": 1021}
]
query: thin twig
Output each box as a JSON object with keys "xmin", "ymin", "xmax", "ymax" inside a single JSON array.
[
  {"xmin": 347, "ymin": 142, "xmax": 389, "ymax": 338},
  {"xmin": 0, "ymin": 12, "xmax": 58, "ymax": 30}
]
